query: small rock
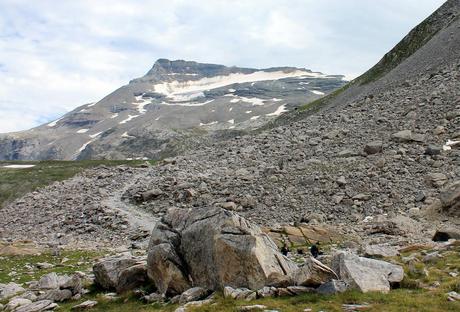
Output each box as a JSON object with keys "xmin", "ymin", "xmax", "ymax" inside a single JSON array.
[
  {"xmin": 142, "ymin": 292, "xmax": 164, "ymax": 303},
  {"xmin": 447, "ymin": 291, "xmax": 460, "ymax": 301},
  {"xmin": 0, "ymin": 282, "xmax": 25, "ymax": 300},
  {"xmin": 221, "ymin": 201, "xmax": 238, "ymax": 211},
  {"xmin": 239, "ymin": 305, "xmax": 268, "ymax": 311},
  {"xmin": 14, "ymin": 300, "xmax": 58, "ymax": 312},
  {"xmin": 39, "ymin": 289, "xmax": 73, "ymax": 302},
  {"xmin": 36, "ymin": 262, "xmax": 54, "ymax": 269},
  {"xmin": 425, "ymin": 145, "xmax": 441, "ymax": 156},
  {"xmin": 316, "ymin": 279, "xmax": 349, "ymax": 295},
  {"xmin": 71, "ymin": 300, "xmax": 98, "ymax": 310},
  {"xmin": 5, "ymin": 298, "xmax": 32, "ymax": 311},
  {"xmin": 179, "ymin": 287, "xmax": 210, "ymax": 304},
  {"xmin": 364, "ymin": 141, "xmax": 383, "ymax": 155},
  {"xmin": 336, "ymin": 176, "xmax": 347, "ymax": 187},
  {"xmin": 425, "ymin": 173, "xmax": 448, "ymax": 187},
  {"xmin": 364, "ymin": 244, "xmax": 400, "ymax": 258},
  {"xmin": 392, "ymin": 130, "xmax": 412, "ymax": 142}
]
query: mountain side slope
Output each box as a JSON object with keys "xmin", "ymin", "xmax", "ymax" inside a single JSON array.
[
  {"xmin": 267, "ymin": 0, "xmax": 460, "ymax": 128},
  {"xmin": 0, "ymin": 61, "xmax": 345, "ymax": 161}
]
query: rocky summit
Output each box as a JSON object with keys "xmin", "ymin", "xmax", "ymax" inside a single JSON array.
[
  {"xmin": 1, "ymin": 1, "xmax": 460, "ymax": 311},
  {"xmin": 0, "ymin": 60, "xmax": 345, "ymax": 161}
]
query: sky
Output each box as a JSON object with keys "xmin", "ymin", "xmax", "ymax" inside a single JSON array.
[{"xmin": 0, "ymin": 0, "xmax": 445, "ymax": 133}]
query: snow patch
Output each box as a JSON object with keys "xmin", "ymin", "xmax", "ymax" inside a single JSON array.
[
  {"xmin": 266, "ymin": 104, "xmax": 288, "ymax": 116},
  {"xmin": 229, "ymin": 107, "xmax": 233, "ymax": 112},
  {"xmin": 77, "ymin": 129, "xmax": 89, "ymax": 134},
  {"xmin": 272, "ymin": 98, "xmax": 283, "ymax": 102},
  {"xmin": 159, "ymin": 99, "xmax": 214, "ymax": 107},
  {"xmin": 228, "ymin": 88, "xmax": 236, "ymax": 93},
  {"xmin": 311, "ymin": 90, "xmax": 325, "ymax": 95},
  {"xmin": 110, "ymin": 113, "xmax": 119, "ymax": 119},
  {"xmin": 245, "ymin": 110, "xmax": 252, "ymax": 114},
  {"xmin": 89, "ymin": 132, "xmax": 102, "ymax": 139},
  {"xmin": 230, "ymin": 98, "xmax": 240, "ymax": 103},
  {"xmin": 153, "ymin": 69, "xmax": 313, "ymax": 101},
  {"xmin": 250, "ymin": 116, "xmax": 260, "ymax": 120},
  {"xmin": 2, "ymin": 165, "xmax": 36, "ymax": 169},
  {"xmin": 87, "ymin": 102, "xmax": 96, "ymax": 107},
  {"xmin": 228, "ymin": 119, "xmax": 234, "ymax": 124},
  {"xmin": 47, "ymin": 117, "xmax": 63, "ymax": 127},
  {"xmin": 199, "ymin": 121, "xmax": 218, "ymax": 126},
  {"xmin": 122, "ymin": 132, "xmax": 135, "ymax": 138},
  {"xmin": 120, "ymin": 115, "xmax": 140, "ymax": 124}
]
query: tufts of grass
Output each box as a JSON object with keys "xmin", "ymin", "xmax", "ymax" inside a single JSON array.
[{"xmin": 0, "ymin": 249, "xmax": 105, "ymax": 285}]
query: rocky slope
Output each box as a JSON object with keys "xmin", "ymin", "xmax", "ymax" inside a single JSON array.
[
  {"xmin": 0, "ymin": 60, "xmax": 345, "ymax": 161},
  {"xmin": 1, "ymin": 1, "xmax": 459, "ymax": 252}
]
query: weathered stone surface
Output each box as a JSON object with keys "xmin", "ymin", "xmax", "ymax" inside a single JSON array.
[
  {"xmin": 93, "ymin": 255, "xmax": 147, "ymax": 293},
  {"xmin": 147, "ymin": 242, "xmax": 191, "ymax": 296},
  {"xmin": 392, "ymin": 130, "xmax": 413, "ymax": 142},
  {"xmin": 364, "ymin": 245, "xmax": 400, "ymax": 258},
  {"xmin": 364, "ymin": 141, "xmax": 383, "ymax": 155},
  {"xmin": 0, "ymin": 282, "xmax": 25, "ymax": 300},
  {"xmin": 5, "ymin": 298, "xmax": 32, "ymax": 311},
  {"xmin": 223, "ymin": 286, "xmax": 256, "ymax": 300},
  {"xmin": 71, "ymin": 300, "xmax": 98, "ymax": 310},
  {"xmin": 14, "ymin": 300, "xmax": 57, "ymax": 312},
  {"xmin": 440, "ymin": 181, "xmax": 460, "ymax": 216},
  {"xmin": 332, "ymin": 252, "xmax": 404, "ymax": 293},
  {"xmin": 147, "ymin": 207, "xmax": 298, "ymax": 294},
  {"xmin": 116, "ymin": 263, "xmax": 148, "ymax": 293},
  {"xmin": 293, "ymin": 257, "xmax": 338, "ymax": 287},
  {"xmin": 316, "ymin": 279, "xmax": 349, "ymax": 295},
  {"xmin": 179, "ymin": 287, "xmax": 210, "ymax": 304},
  {"xmin": 38, "ymin": 289, "xmax": 73, "ymax": 302}
]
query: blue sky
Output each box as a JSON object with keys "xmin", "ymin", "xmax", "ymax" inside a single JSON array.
[{"xmin": 0, "ymin": 0, "xmax": 445, "ymax": 133}]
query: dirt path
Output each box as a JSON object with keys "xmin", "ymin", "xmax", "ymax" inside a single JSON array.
[{"xmin": 102, "ymin": 170, "xmax": 158, "ymax": 234}]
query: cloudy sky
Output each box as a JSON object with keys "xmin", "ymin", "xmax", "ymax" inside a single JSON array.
[{"xmin": 0, "ymin": 0, "xmax": 445, "ymax": 133}]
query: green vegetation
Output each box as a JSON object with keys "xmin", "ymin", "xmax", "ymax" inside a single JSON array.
[
  {"xmin": 0, "ymin": 160, "xmax": 154, "ymax": 208},
  {"xmin": 1, "ymin": 245, "xmax": 458, "ymax": 311},
  {"xmin": 0, "ymin": 248, "xmax": 104, "ymax": 285}
]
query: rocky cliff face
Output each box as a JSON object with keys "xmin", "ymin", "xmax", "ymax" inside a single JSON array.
[{"xmin": 0, "ymin": 60, "xmax": 345, "ymax": 160}]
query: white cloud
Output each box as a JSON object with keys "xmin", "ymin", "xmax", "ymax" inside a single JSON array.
[{"xmin": 0, "ymin": 0, "xmax": 445, "ymax": 132}]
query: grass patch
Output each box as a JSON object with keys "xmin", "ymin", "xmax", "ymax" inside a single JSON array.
[
  {"xmin": 0, "ymin": 160, "xmax": 154, "ymax": 208},
  {"xmin": 0, "ymin": 249, "xmax": 104, "ymax": 285}
]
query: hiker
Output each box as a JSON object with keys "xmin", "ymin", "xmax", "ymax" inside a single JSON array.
[
  {"xmin": 281, "ymin": 243, "xmax": 289, "ymax": 256},
  {"xmin": 310, "ymin": 242, "xmax": 320, "ymax": 258}
]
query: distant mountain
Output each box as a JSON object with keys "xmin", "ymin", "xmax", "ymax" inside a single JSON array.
[{"xmin": 0, "ymin": 60, "xmax": 346, "ymax": 160}]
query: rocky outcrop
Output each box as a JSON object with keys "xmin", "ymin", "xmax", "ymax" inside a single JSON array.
[
  {"xmin": 147, "ymin": 207, "xmax": 299, "ymax": 295},
  {"xmin": 332, "ymin": 251, "xmax": 404, "ymax": 293}
]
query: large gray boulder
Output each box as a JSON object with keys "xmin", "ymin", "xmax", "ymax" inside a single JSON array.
[
  {"xmin": 93, "ymin": 255, "xmax": 148, "ymax": 293},
  {"xmin": 147, "ymin": 207, "xmax": 299, "ymax": 295},
  {"xmin": 332, "ymin": 251, "xmax": 404, "ymax": 293}
]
